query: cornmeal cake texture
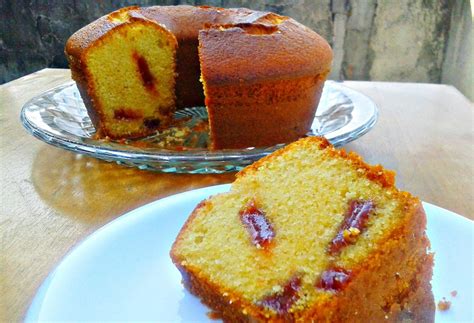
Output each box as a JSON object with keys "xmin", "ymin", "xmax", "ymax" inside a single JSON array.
[
  {"xmin": 66, "ymin": 8, "xmax": 177, "ymax": 139},
  {"xmin": 170, "ymin": 137, "xmax": 434, "ymax": 322}
]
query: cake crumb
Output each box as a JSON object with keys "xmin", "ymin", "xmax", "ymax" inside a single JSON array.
[
  {"xmin": 437, "ymin": 298, "xmax": 451, "ymax": 311},
  {"xmin": 450, "ymin": 290, "xmax": 457, "ymax": 297}
]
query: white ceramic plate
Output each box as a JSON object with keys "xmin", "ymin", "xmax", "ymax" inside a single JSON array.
[{"xmin": 26, "ymin": 185, "xmax": 473, "ymax": 322}]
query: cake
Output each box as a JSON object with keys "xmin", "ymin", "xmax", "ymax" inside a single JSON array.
[
  {"xmin": 65, "ymin": 7, "xmax": 178, "ymax": 138},
  {"xmin": 170, "ymin": 137, "xmax": 435, "ymax": 322},
  {"xmin": 65, "ymin": 5, "xmax": 333, "ymax": 149}
]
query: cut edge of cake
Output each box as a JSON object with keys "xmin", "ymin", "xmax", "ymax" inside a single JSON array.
[{"xmin": 66, "ymin": 7, "xmax": 178, "ymax": 139}]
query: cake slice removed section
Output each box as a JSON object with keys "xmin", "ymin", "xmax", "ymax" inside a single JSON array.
[
  {"xmin": 66, "ymin": 7, "xmax": 177, "ymax": 139},
  {"xmin": 170, "ymin": 137, "xmax": 434, "ymax": 322}
]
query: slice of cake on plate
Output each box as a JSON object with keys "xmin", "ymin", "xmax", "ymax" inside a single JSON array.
[{"xmin": 170, "ymin": 137, "xmax": 434, "ymax": 322}]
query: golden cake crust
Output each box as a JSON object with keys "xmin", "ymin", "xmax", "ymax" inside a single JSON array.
[
  {"xmin": 198, "ymin": 17, "xmax": 332, "ymax": 86},
  {"xmin": 67, "ymin": 6, "xmax": 332, "ymax": 82},
  {"xmin": 238, "ymin": 137, "xmax": 396, "ymax": 188},
  {"xmin": 203, "ymin": 75, "xmax": 327, "ymax": 149}
]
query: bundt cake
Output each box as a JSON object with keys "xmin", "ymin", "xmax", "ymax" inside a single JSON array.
[
  {"xmin": 170, "ymin": 137, "xmax": 435, "ymax": 322},
  {"xmin": 65, "ymin": 5, "xmax": 333, "ymax": 149}
]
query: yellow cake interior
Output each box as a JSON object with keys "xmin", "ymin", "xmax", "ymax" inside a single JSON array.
[
  {"xmin": 84, "ymin": 20, "xmax": 176, "ymax": 137},
  {"xmin": 173, "ymin": 139, "xmax": 415, "ymax": 307}
]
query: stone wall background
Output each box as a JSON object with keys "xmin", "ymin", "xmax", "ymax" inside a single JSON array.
[{"xmin": 1, "ymin": 0, "xmax": 472, "ymax": 99}]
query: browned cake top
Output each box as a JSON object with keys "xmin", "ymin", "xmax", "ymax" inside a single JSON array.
[{"xmin": 65, "ymin": 5, "xmax": 332, "ymax": 84}]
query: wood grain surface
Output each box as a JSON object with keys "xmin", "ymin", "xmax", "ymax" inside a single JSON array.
[{"xmin": 1, "ymin": 69, "xmax": 472, "ymax": 322}]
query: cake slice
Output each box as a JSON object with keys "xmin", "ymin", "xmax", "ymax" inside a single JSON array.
[
  {"xmin": 170, "ymin": 137, "xmax": 434, "ymax": 322},
  {"xmin": 66, "ymin": 7, "xmax": 177, "ymax": 139}
]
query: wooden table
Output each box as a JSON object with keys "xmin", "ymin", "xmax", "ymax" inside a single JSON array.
[{"xmin": 1, "ymin": 69, "xmax": 472, "ymax": 322}]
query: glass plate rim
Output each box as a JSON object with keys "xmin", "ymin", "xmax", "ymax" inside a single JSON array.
[{"xmin": 20, "ymin": 81, "xmax": 378, "ymax": 163}]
